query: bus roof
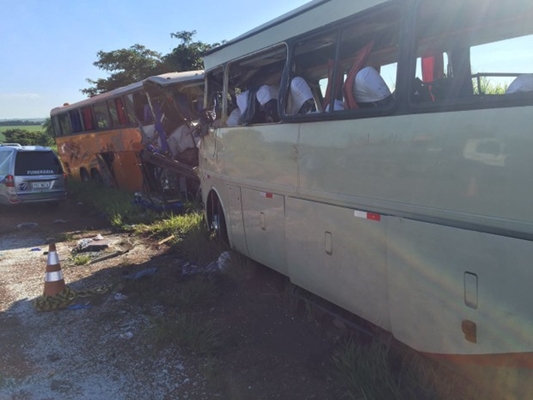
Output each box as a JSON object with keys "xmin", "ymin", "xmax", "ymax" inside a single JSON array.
[
  {"xmin": 144, "ymin": 70, "xmax": 204, "ymax": 88},
  {"xmin": 50, "ymin": 70, "xmax": 204, "ymax": 116},
  {"xmin": 203, "ymin": 0, "xmax": 390, "ymax": 71}
]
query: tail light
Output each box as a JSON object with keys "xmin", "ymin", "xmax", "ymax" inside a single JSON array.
[
  {"xmin": 5, "ymin": 175, "xmax": 14, "ymax": 187},
  {"xmin": 63, "ymin": 173, "xmax": 68, "ymax": 182}
]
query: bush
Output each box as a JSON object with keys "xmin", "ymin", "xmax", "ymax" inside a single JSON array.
[{"xmin": 3, "ymin": 128, "xmax": 53, "ymax": 146}]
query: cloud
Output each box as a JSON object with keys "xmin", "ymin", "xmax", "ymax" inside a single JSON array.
[{"xmin": 0, "ymin": 93, "xmax": 41, "ymax": 99}]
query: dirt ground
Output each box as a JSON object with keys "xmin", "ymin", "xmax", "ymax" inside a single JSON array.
[
  {"xmin": 4, "ymin": 200, "xmax": 533, "ymax": 400},
  {"xmin": 0, "ymin": 199, "xmax": 345, "ymax": 400}
]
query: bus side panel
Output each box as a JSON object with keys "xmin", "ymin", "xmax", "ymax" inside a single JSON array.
[
  {"xmin": 298, "ymin": 108, "xmax": 533, "ymax": 233},
  {"xmin": 387, "ymin": 217, "xmax": 533, "ymax": 355},
  {"xmin": 241, "ymin": 188, "xmax": 287, "ymax": 275},
  {"xmin": 112, "ymin": 151, "xmax": 144, "ymax": 192},
  {"xmin": 286, "ymin": 197, "xmax": 390, "ymax": 331},
  {"xmin": 220, "ymin": 125, "xmax": 299, "ymax": 190}
]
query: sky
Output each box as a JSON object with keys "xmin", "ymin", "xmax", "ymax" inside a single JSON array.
[{"xmin": 0, "ymin": 0, "xmax": 309, "ymax": 120}]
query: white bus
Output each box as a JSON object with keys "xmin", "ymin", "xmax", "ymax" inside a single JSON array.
[{"xmin": 198, "ymin": 0, "xmax": 533, "ymax": 367}]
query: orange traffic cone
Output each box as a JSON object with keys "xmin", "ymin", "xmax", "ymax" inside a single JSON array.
[{"xmin": 43, "ymin": 243, "xmax": 66, "ymax": 297}]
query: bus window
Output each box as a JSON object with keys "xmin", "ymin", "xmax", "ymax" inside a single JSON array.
[
  {"xmin": 69, "ymin": 110, "xmax": 83, "ymax": 133},
  {"xmin": 115, "ymin": 97, "xmax": 130, "ymax": 125},
  {"xmin": 227, "ymin": 45, "xmax": 286, "ymax": 126},
  {"xmin": 290, "ymin": 29, "xmax": 337, "ymax": 115},
  {"xmin": 57, "ymin": 113, "xmax": 72, "ymax": 136},
  {"xmin": 94, "ymin": 102, "xmax": 111, "ymax": 129},
  {"xmin": 288, "ymin": 6, "xmax": 400, "ymax": 116},
  {"xmin": 81, "ymin": 106, "xmax": 95, "ymax": 131},
  {"xmin": 471, "ymin": 35, "xmax": 533, "ymax": 95},
  {"xmin": 51, "ymin": 115, "xmax": 62, "ymax": 137},
  {"xmin": 107, "ymin": 99, "xmax": 120, "ymax": 127},
  {"xmin": 410, "ymin": 0, "xmax": 533, "ymax": 105},
  {"xmin": 131, "ymin": 92, "xmax": 152, "ymax": 125}
]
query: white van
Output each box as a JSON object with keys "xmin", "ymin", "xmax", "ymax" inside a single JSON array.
[{"xmin": 0, "ymin": 144, "xmax": 67, "ymax": 206}]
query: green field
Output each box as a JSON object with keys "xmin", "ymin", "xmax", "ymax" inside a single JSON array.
[{"xmin": 0, "ymin": 125, "xmax": 44, "ymax": 133}]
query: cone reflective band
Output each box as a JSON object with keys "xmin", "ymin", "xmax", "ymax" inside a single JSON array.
[
  {"xmin": 47, "ymin": 251, "xmax": 60, "ymax": 265},
  {"xmin": 45, "ymin": 270, "xmax": 64, "ymax": 282}
]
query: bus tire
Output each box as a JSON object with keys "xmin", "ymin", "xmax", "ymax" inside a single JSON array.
[
  {"xmin": 80, "ymin": 169, "xmax": 90, "ymax": 182},
  {"xmin": 207, "ymin": 191, "xmax": 229, "ymax": 244},
  {"xmin": 91, "ymin": 169, "xmax": 103, "ymax": 185}
]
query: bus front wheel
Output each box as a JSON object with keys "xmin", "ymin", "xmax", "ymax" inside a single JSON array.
[{"xmin": 207, "ymin": 192, "xmax": 229, "ymax": 244}]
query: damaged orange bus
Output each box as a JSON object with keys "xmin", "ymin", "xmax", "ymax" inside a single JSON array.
[
  {"xmin": 198, "ymin": 0, "xmax": 533, "ymax": 369},
  {"xmin": 51, "ymin": 71, "xmax": 204, "ymax": 195}
]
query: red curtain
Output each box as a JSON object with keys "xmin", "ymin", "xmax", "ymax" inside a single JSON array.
[{"xmin": 342, "ymin": 41, "xmax": 374, "ymax": 109}]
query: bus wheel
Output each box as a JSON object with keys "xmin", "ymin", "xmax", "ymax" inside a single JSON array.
[
  {"xmin": 80, "ymin": 169, "xmax": 90, "ymax": 182},
  {"xmin": 91, "ymin": 170, "xmax": 103, "ymax": 185},
  {"xmin": 207, "ymin": 192, "xmax": 229, "ymax": 244}
]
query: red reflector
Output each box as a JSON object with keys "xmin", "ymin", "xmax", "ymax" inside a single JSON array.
[
  {"xmin": 261, "ymin": 192, "xmax": 273, "ymax": 198},
  {"xmin": 367, "ymin": 212, "xmax": 381, "ymax": 221},
  {"xmin": 6, "ymin": 175, "xmax": 14, "ymax": 187}
]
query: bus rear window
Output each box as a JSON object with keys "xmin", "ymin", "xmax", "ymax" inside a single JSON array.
[{"xmin": 14, "ymin": 152, "xmax": 63, "ymax": 175}]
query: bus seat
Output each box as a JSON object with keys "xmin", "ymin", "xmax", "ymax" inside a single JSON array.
[
  {"xmin": 288, "ymin": 77, "xmax": 316, "ymax": 115},
  {"xmin": 342, "ymin": 41, "xmax": 374, "ymax": 109},
  {"xmin": 227, "ymin": 108, "xmax": 241, "ymax": 126},
  {"xmin": 237, "ymin": 89, "xmax": 264, "ymax": 125},
  {"xmin": 256, "ymin": 85, "xmax": 280, "ymax": 122},
  {"xmin": 506, "ymin": 74, "xmax": 533, "ymax": 95},
  {"xmin": 353, "ymin": 67, "xmax": 392, "ymax": 107}
]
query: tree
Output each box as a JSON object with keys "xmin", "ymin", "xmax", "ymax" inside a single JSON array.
[
  {"xmin": 163, "ymin": 30, "xmax": 219, "ymax": 72},
  {"xmin": 81, "ymin": 44, "xmax": 167, "ymax": 96},
  {"xmin": 81, "ymin": 31, "xmax": 221, "ymax": 97},
  {"xmin": 41, "ymin": 118, "xmax": 55, "ymax": 145}
]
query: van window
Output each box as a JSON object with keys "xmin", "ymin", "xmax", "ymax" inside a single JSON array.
[
  {"xmin": 0, "ymin": 152, "xmax": 13, "ymax": 175},
  {"xmin": 14, "ymin": 151, "xmax": 63, "ymax": 175}
]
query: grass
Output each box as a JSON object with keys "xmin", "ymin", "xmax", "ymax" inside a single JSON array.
[
  {"xmin": 73, "ymin": 254, "xmax": 91, "ymax": 265},
  {"xmin": 68, "ymin": 180, "xmax": 159, "ymax": 230},
  {"xmin": 330, "ymin": 336, "xmax": 483, "ymax": 400},
  {"xmin": 148, "ymin": 314, "xmax": 224, "ymax": 355}
]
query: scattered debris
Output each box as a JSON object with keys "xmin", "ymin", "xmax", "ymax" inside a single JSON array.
[
  {"xmin": 89, "ymin": 250, "xmax": 127, "ymax": 265},
  {"xmin": 53, "ymin": 219, "xmax": 67, "ymax": 224},
  {"xmin": 119, "ymin": 332, "xmax": 134, "ymax": 340},
  {"xmin": 132, "ymin": 192, "xmax": 183, "ymax": 212},
  {"xmin": 94, "ymin": 233, "xmax": 104, "ymax": 240},
  {"xmin": 157, "ymin": 235, "xmax": 175, "ymax": 246},
  {"xmin": 182, "ymin": 251, "xmax": 232, "ymax": 277},
  {"xmin": 30, "ymin": 247, "xmax": 42, "ymax": 252},
  {"xmin": 17, "ymin": 222, "xmax": 38, "ymax": 229},
  {"xmin": 123, "ymin": 267, "xmax": 158, "ymax": 280},
  {"xmin": 114, "ymin": 293, "xmax": 128, "ymax": 301},
  {"xmin": 75, "ymin": 238, "xmax": 110, "ymax": 252}
]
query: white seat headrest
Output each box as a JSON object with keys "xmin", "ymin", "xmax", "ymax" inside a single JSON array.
[
  {"xmin": 353, "ymin": 67, "xmax": 391, "ymax": 103},
  {"xmin": 289, "ymin": 77, "xmax": 314, "ymax": 115}
]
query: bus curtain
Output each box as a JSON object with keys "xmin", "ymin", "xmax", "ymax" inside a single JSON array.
[
  {"xmin": 323, "ymin": 59, "xmax": 344, "ymax": 109},
  {"xmin": 342, "ymin": 41, "xmax": 375, "ymax": 109},
  {"xmin": 421, "ymin": 54, "xmax": 444, "ymax": 83}
]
